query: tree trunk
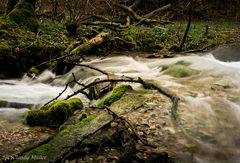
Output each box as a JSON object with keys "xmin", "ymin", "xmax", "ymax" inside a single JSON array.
[
  {"xmin": 179, "ymin": 0, "xmax": 193, "ymax": 51},
  {"xmin": 7, "ymin": 0, "xmax": 38, "ymax": 31},
  {"xmin": 52, "ymin": 0, "xmax": 58, "ymax": 18}
]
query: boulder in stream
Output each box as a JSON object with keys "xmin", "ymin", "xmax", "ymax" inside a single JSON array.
[{"xmin": 24, "ymin": 98, "xmax": 83, "ymax": 128}]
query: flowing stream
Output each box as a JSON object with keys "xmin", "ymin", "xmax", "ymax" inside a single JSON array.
[{"xmin": 0, "ymin": 47, "xmax": 240, "ymax": 162}]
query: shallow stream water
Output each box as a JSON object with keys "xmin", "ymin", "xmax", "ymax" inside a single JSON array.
[{"xmin": 0, "ymin": 47, "xmax": 240, "ymax": 162}]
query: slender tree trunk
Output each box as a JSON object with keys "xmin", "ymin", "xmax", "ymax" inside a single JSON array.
[
  {"xmin": 52, "ymin": 0, "xmax": 58, "ymax": 18},
  {"xmin": 179, "ymin": 0, "xmax": 193, "ymax": 50}
]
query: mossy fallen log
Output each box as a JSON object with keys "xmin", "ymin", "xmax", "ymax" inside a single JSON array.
[
  {"xmin": 14, "ymin": 93, "xmax": 145, "ymax": 163},
  {"xmin": 68, "ymin": 32, "xmax": 109, "ymax": 56}
]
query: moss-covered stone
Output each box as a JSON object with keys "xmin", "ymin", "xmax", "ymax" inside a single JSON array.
[
  {"xmin": 163, "ymin": 65, "xmax": 198, "ymax": 78},
  {"xmin": 28, "ymin": 66, "xmax": 40, "ymax": 76},
  {"xmin": 25, "ymin": 98, "xmax": 83, "ymax": 128},
  {"xmin": 97, "ymin": 84, "xmax": 133, "ymax": 108},
  {"xmin": 7, "ymin": 0, "xmax": 39, "ymax": 31},
  {"xmin": 0, "ymin": 100, "xmax": 8, "ymax": 107},
  {"xmin": 175, "ymin": 60, "xmax": 191, "ymax": 66}
]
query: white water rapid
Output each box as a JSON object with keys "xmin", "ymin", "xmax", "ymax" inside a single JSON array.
[{"xmin": 0, "ymin": 49, "xmax": 240, "ymax": 162}]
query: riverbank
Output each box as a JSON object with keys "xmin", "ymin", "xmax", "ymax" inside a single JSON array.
[{"xmin": 1, "ymin": 16, "xmax": 240, "ymax": 78}]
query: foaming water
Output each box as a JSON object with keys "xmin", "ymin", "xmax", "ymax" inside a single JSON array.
[
  {"xmin": 1, "ymin": 52, "xmax": 240, "ymax": 162},
  {"xmin": 0, "ymin": 81, "xmax": 73, "ymax": 105}
]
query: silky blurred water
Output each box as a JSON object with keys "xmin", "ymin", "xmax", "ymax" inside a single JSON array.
[{"xmin": 0, "ymin": 49, "xmax": 240, "ymax": 162}]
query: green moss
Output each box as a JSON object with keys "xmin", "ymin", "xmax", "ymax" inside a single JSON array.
[
  {"xmin": 97, "ymin": 84, "xmax": 133, "ymax": 108},
  {"xmin": 28, "ymin": 66, "xmax": 40, "ymax": 75},
  {"xmin": 164, "ymin": 65, "xmax": 198, "ymax": 78},
  {"xmin": 78, "ymin": 112, "xmax": 88, "ymax": 121},
  {"xmin": 0, "ymin": 100, "xmax": 8, "ymax": 107},
  {"xmin": 7, "ymin": 0, "xmax": 39, "ymax": 31},
  {"xmin": 175, "ymin": 60, "xmax": 191, "ymax": 66},
  {"xmin": 60, "ymin": 114, "xmax": 97, "ymax": 136},
  {"xmin": 25, "ymin": 143, "xmax": 50, "ymax": 157},
  {"xmin": 25, "ymin": 98, "xmax": 83, "ymax": 128}
]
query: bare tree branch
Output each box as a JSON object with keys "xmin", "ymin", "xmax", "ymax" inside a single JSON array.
[{"xmin": 144, "ymin": 3, "xmax": 171, "ymax": 18}]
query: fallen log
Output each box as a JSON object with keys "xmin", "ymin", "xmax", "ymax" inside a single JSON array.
[
  {"xmin": 33, "ymin": 32, "xmax": 110, "ymax": 71},
  {"xmin": 12, "ymin": 93, "xmax": 146, "ymax": 163},
  {"xmin": 69, "ymin": 32, "xmax": 109, "ymax": 56}
]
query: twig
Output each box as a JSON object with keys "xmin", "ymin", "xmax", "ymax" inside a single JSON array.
[
  {"xmin": 69, "ymin": 62, "xmax": 109, "ymax": 75},
  {"xmin": 64, "ymin": 78, "xmax": 180, "ymax": 120},
  {"xmin": 104, "ymin": 106, "xmax": 157, "ymax": 148},
  {"xmin": 44, "ymin": 73, "xmax": 90, "ymax": 106},
  {"xmin": 144, "ymin": 4, "xmax": 171, "ymax": 18}
]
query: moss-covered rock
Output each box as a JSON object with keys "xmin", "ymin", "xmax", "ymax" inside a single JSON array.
[
  {"xmin": 97, "ymin": 84, "xmax": 133, "ymax": 108},
  {"xmin": 28, "ymin": 66, "xmax": 40, "ymax": 76},
  {"xmin": 25, "ymin": 98, "xmax": 83, "ymax": 128},
  {"xmin": 7, "ymin": 0, "xmax": 39, "ymax": 31},
  {"xmin": 163, "ymin": 65, "xmax": 198, "ymax": 78}
]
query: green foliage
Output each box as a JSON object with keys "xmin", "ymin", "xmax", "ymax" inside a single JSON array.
[
  {"xmin": 97, "ymin": 84, "xmax": 133, "ymax": 108},
  {"xmin": 25, "ymin": 98, "xmax": 83, "ymax": 128},
  {"xmin": 114, "ymin": 25, "xmax": 165, "ymax": 51},
  {"xmin": 7, "ymin": 0, "xmax": 39, "ymax": 32}
]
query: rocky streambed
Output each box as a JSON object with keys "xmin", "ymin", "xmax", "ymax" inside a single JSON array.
[{"xmin": 0, "ymin": 50, "xmax": 240, "ymax": 162}]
